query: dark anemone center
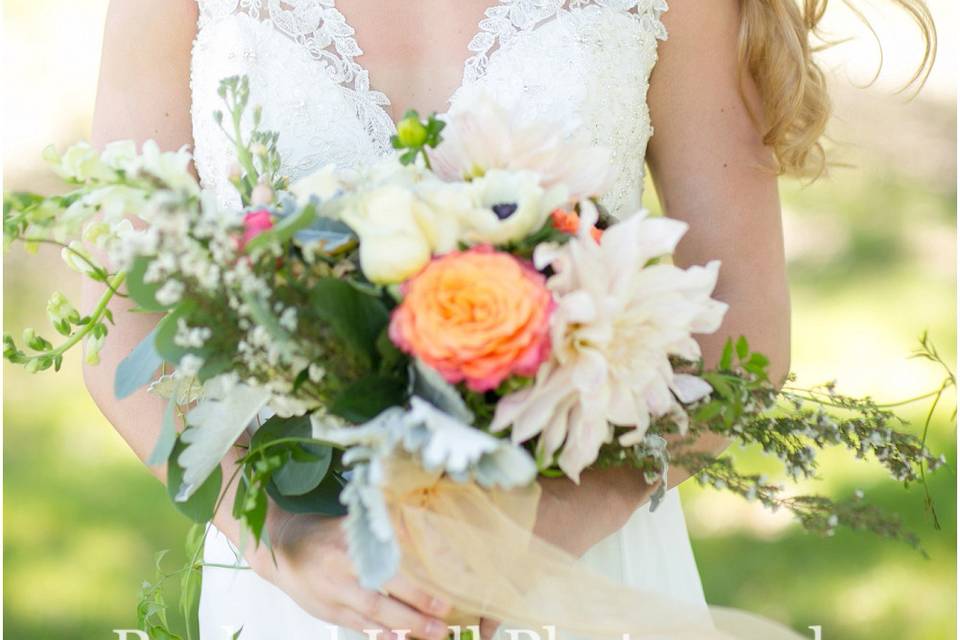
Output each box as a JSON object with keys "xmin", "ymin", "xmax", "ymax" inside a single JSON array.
[{"xmin": 491, "ymin": 202, "xmax": 518, "ymax": 220}]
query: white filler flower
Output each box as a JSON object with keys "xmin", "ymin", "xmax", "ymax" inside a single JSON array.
[{"xmin": 491, "ymin": 204, "xmax": 728, "ymax": 480}]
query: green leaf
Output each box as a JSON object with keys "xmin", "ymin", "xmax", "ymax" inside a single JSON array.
[
  {"xmin": 267, "ymin": 468, "xmax": 347, "ymax": 516},
  {"xmin": 719, "ymin": 338, "xmax": 734, "ymax": 371},
  {"xmin": 735, "ymin": 335, "xmax": 749, "ymax": 360},
  {"xmin": 329, "ymin": 375, "xmax": 408, "ymax": 423},
  {"xmin": 376, "ymin": 327, "xmax": 407, "ymax": 376},
  {"xmin": 167, "ymin": 437, "xmax": 222, "ymax": 523},
  {"xmin": 309, "ymin": 279, "xmax": 389, "ymax": 368},
  {"xmin": 148, "ymin": 398, "xmax": 179, "ymax": 466},
  {"xmin": 115, "ymin": 326, "xmax": 163, "ymax": 399},
  {"xmin": 250, "ymin": 414, "xmax": 332, "ymax": 496},
  {"xmin": 127, "ymin": 256, "xmax": 173, "ymax": 312},
  {"xmin": 244, "ymin": 483, "xmax": 269, "ymax": 545}
]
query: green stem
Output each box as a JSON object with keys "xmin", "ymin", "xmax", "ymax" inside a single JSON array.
[
  {"xmin": 239, "ymin": 436, "xmax": 344, "ymax": 464},
  {"xmin": 26, "ymin": 271, "xmax": 126, "ymax": 362},
  {"xmin": 19, "ymin": 237, "xmax": 127, "ymax": 297},
  {"xmin": 420, "ymin": 148, "xmax": 433, "ymax": 171},
  {"xmin": 781, "ymin": 386, "xmax": 949, "ymax": 410}
]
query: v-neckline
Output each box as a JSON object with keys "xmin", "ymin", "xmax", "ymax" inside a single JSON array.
[{"xmin": 329, "ymin": 0, "xmax": 503, "ymax": 123}]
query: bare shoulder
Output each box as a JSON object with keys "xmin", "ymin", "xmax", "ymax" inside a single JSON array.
[
  {"xmin": 652, "ymin": 0, "xmax": 742, "ymax": 97},
  {"xmin": 647, "ymin": 0, "xmax": 767, "ymax": 170},
  {"xmin": 93, "ymin": 0, "xmax": 199, "ymax": 149}
]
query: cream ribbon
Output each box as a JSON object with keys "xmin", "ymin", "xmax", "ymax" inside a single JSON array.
[{"xmin": 381, "ymin": 456, "xmax": 808, "ymax": 640}]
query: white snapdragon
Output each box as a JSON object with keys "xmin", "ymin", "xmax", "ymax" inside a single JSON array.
[
  {"xmin": 46, "ymin": 142, "xmax": 115, "ymax": 183},
  {"xmin": 46, "ymin": 291, "xmax": 79, "ymax": 325}
]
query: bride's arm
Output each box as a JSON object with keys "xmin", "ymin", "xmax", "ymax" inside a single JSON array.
[
  {"xmin": 532, "ymin": 0, "xmax": 791, "ymax": 557},
  {"xmin": 83, "ymin": 2, "xmax": 450, "ymax": 636}
]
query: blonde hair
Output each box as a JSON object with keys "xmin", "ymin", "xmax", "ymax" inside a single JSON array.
[{"xmin": 738, "ymin": 0, "xmax": 937, "ymax": 179}]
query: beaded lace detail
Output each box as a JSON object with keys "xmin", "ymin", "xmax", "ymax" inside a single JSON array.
[{"xmin": 191, "ymin": 0, "xmax": 668, "ymax": 214}]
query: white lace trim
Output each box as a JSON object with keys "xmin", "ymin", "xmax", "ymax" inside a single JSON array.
[
  {"xmin": 195, "ymin": 0, "xmax": 394, "ymax": 157},
  {"xmin": 464, "ymin": 0, "xmax": 668, "ymax": 84},
  {"xmin": 196, "ymin": 0, "xmax": 668, "ymax": 122}
]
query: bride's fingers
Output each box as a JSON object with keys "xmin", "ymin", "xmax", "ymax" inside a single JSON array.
[
  {"xmin": 341, "ymin": 585, "xmax": 449, "ymax": 640},
  {"xmin": 479, "ymin": 618, "xmax": 501, "ymax": 640},
  {"xmin": 333, "ymin": 607, "xmax": 387, "ymax": 638},
  {"xmin": 385, "ymin": 574, "xmax": 452, "ymax": 618}
]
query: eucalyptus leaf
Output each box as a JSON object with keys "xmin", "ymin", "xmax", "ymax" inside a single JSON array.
[
  {"xmin": 294, "ymin": 217, "xmax": 356, "ymax": 253},
  {"xmin": 167, "ymin": 437, "xmax": 222, "ymax": 523},
  {"xmin": 147, "ymin": 398, "xmax": 179, "ymax": 466},
  {"xmin": 250, "ymin": 414, "xmax": 333, "ymax": 496},
  {"xmin": 267, "ymin": 470, "xmax": 347, "ymax": 516},
  {"xmin": 115, "ymin": 326, "xmax": 164, "ymax": 399}
]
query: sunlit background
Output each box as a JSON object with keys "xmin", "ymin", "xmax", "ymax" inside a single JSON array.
[{"xmin": 3, "ymin": 1, "xmax": 957, "ymax": 639}]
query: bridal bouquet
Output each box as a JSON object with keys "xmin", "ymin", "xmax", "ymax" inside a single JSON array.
[{"xmin": 4, "ymin": 76, "xmax": 950, "ymax": 636}]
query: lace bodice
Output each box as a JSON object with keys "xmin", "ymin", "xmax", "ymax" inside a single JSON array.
[{"xmin": 190, "ymin": 0, "xmax": 668, "ymax": 216}]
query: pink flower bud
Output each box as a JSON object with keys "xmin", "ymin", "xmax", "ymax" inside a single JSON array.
[
  {"xmin": 239, "ymin": 209, "xmax": 274, "ymax": 250},
  {"xmin": 251, "ymin": 182, "xmax": 274, "ymax": 207}
]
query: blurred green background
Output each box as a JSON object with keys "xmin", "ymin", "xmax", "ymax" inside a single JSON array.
[{"xmin": 3, "ymin": 1, "xmax": 957, "ymax": 639}]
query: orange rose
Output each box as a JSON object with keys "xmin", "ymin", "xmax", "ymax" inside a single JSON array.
[
  {"xmin": 551, "ymin": 208, "xmax": 602, "ymax": 243},
  {"xmin": 389, "ymin": 246, "xmax": 553, "ymax": 392}
]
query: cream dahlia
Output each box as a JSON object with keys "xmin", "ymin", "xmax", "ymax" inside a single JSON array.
[{"xmin": 490, "ymin": 203, "xmax": 728, "ymax": 480}]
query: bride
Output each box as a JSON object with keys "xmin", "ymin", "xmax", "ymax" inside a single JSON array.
[{"xmin": 83, "ymin": 1, "xmax": 933, "ymax": 638}]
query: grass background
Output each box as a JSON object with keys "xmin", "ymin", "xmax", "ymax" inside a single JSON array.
[{"xmin": 3, "ymin": 1, "xmax": 957, "ymax": 639}]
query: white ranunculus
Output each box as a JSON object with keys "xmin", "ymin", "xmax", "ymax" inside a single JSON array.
[
  {"xmin": 460, "ymin": 169, "xmax": 566, "ymax": 246},
  {"xmin": 430, "ymin": 87, "xmax": 613, "ymax": 199},
  {"xmin": 289, "ymin": 164, "xmax": 342, "ymax": 203},
  {"xmin": 491, "ymin": 204, "xmax": 728, "ymax": 481},
  {"xmin": 340, "ymin": 185, "xmax": 433, "ymax": 284},
  {"xmin": 412, "ymin": 180, "xmax": 473, "ymax": 254}
]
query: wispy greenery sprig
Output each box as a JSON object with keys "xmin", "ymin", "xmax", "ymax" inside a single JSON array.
[{"xmin": 595, "ymin": 336, "xmax": 953, "ymax": 550}]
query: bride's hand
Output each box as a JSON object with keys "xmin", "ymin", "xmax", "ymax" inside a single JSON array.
[{"xmin": 250, "ymin": 513, "xmax": 452, "ymax": 639}]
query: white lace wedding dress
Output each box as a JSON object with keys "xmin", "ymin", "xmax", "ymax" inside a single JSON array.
[{"xmin": 190, "ymin": 1, "xmax": 708, "ymax": 638}]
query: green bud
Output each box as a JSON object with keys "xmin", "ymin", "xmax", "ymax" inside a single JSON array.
[
  {"xmin": 22, "ymin": 328, "xmax": 38, "ymax": 348},
  {"xmin": 396, "ymin": 114, "xmax": 428, "ymax": 148},
  {"xmin": 25, "ymin": 358, "xmax": 42, "ymax": 374}
]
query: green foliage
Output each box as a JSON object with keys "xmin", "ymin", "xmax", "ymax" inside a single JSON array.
[
  {"xmin": 232, "ymin": 414, "xmax": 345, "ymax": 546},
  {"xmin": 329, "ymin": 374, "xmax": 408, "ymax": 423},
  {"xmin": 308, "ymin": 278, "xmax": 391, "ymax": 369},
  {"xmin": 166, "ymin": 437, "xmax": 223, "ymax": 524}
]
